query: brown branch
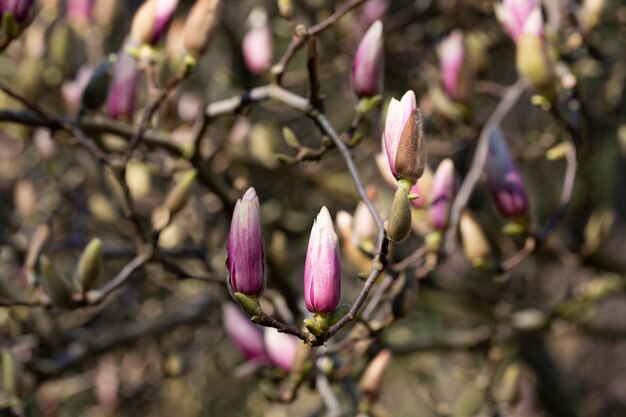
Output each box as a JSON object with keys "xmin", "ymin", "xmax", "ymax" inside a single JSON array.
[
  {"xmin": 272, "ymin": 0, "xmax": 367, "ymax": 84},
  {"xmin": 25, "ymin": 294, "xmax": 219, "ymax": 377}
]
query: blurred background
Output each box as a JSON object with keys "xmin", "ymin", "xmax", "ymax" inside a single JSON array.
[{"xmin": 0, "ymin": 0, "xmax": 625, "ymax": 416}]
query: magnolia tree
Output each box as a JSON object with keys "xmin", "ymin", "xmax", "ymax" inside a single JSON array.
[{"xmin": 0, "ymin": 0, "xmax": 624, "ymax": 416}]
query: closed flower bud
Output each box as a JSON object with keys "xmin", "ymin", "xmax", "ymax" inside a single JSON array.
[
  {"xmin": 263, "ymin": 328, "xmax": 298, "ymax": 371},
  {"xmin": 383, "ymin": 91, "xmax": 427, "ymax": 184},
  {"xmin": 359, "ymin": 0, "xmax": 390, "ymax": 32},
  {"xmin": 353, "ymin": 194, "xmax": 378, "ymax": 246},
  {"xmin": 485, "ymin": 128, "xmax": 529, "ymax": 218},
  {"xmin": 460, "ymin": 212, "xmax": 490, "ymax": 267},
  {"xmin": 359, "ymin": 350, "xmax": 392, "ymax": 403},
  {"xmin": 40, "ymin": 256, "xmax": 75, "ymax": 308},
  {"xmin": 495, "ymin": 0, "xmax": 539, "ymax": 43},
  {"xmin": 67, "ymin": 0, "xmax": 94, "ymax": 26},
  {"xmin": 164, "ymin": 169, "xmax": 197, "ymax": 217},
  {"xmin": 429, "ymin": 159, "xmax": 456, "ymax": 231},
  {"xmin": 130, "ymin": 0, "xmax": 179, "ymax": 46},
  {"xmin": 386, "ymin": 186, "xmax": 412, "ymax": 242},
  {"xmin": 581, "ymin": 0, "xmax": 605, "ymax": 32},
  {"xmin": 304, "ymin": 207, "xmax": 341, "ymax": 314},
  {"xmin": 242, "ymin": 8, "xmax": 273, "ymax": 75},
  {"xmin": 74, "ymin": 237, "xmax": 103, "ymax": 292},
  {"xmin": 222, "ymin": 303, "xmax": 269, "ymax": 363},
  {"xmin": 2, "ymin": 0, "xmax": 35, "ymax": 23},
  {"xmin": 516, "ymin": 7, "xmax": 555, "ymax": 95},
  {"xmin": 80, "ymin": 56, "xmax": 115, "ymax": 113},
  {"xmin": 228, "ymin": 188, "xmax": 265, "ymax": 296},
  {"xmin": 440, "ymin": 30, "xmax": 473, "ymax": 104},
  {"xmin": 352, "ymin": 20, "xmax": 383, "ymax": 98},
  {"xmin": 182, "ymin": 0, "xmax": 222, "ymax": 59},
  {"xmin": 106, "ymin": 46, "xmax": 140, "ymax": 121}
]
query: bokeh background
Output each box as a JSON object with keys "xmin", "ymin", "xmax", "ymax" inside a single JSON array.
[{"xmin": 1, "ymin": 0, "xmax": 626, "ymax": 416}]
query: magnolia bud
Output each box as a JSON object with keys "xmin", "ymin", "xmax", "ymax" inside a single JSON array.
[
  {"xmin": 383, "ymin": 91, "xmax": 427, "ymax": 184},
  {"xmin": 516, "ymin": 8, "xmax": 555, "ymax": 95},
  {"xmin": 429, "ymin": 159, "xmax": 456, "ymax": 231},
  {"xmin": 227, "ymin": 188, "xmax": 265, "ymax": 296},
  {"xmin": 0, "ymin": 0, "xmax": 36, "ymax": 51},
  {"xmin": 495, "ymin": 0, "xmax": 539, "ymax": 43},
  {"xmin": 130, "ymin": 0, "xmax": 179, "ymax": 46},
  {"xmin": 485, "ymin": 128, "xmax": 529, "ymax": 218},
  {"xmin": 80, "ymin": 55, "xmax": 115, "ymax": 113},
  {"xmin": 182, "ymin": 0, "xmax": 222, "ymax": 60},
  {"xmin": 106, "ymin": 46, "xmax": 140, "ymax": 121},
  {"xmin": 222, "ymin": 303, "xmax": 269, "ymax": 363},
  {"xmin": 459, "ymin": 212, "xmax": 490, "ymax": 267},
  {"xmin": 439, "ymin": 30, "xmax": 473, "ymax": 104},
  {"xmin": 277, "ymin": 0, "xmax": 294, "ymax": 19},
  {"xmin": 386, "ymin": 186, "xmax": 412, "ymax": 242},
  {"xmin": 304, "ymin": 207, "xmax": 341, "ymax": 313},
  {"xmin": 359, "ymin": 350, "xmax": 392, "ymax": 403},
  {"xmin": 359, "ymin": 0, "xmax": 390, "ymax": 32},
  {"xmin": 263, "ymin": 328, "xmax": 298, "ymax": 371},
  {"xmin": 40, "ymin": 256, "xmax": 75, "ymax": 308},
  {"xmin": 353, "ymin": 194, "xmax": 378, "ymax": 247},
  {"xmin": 164, "ymin": 169, "xmax": 197, "ymax": 217},
  {"xmin": 581, "ymin": 0, "xmax": 605, "ymax": 32},
  {"xmin": 352, "ymin": 20, "xmax": 383, "ymax": 98},
  {"xmin": 242, "ymin": 8, "xmax": 273, "ymax": 75},
  {"xmin": 74, "ymin": 237, "xmax": 103, "ymax": 292}
]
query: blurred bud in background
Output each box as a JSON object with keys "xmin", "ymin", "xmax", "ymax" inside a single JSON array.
[
  {"xmin": 222, "ymin": 303, "xmax": 269, "ymax": 363},
  {"xmin": 516, "ymin": 7, "xmax": 555, "ymax": 96},
  {"xmin": 182, "ymin": 0, "xmax": 222, "ymax": 60},
  {"xmin": 242, "ymin": 7, "xmax": 273, "ymax": 75},
  {"xmin": 358, "ymin": 0, "xmax": 390, "ymax": 33},
  {"xmin": 485, "ymin": 128, "xmax": 529, "ymax": 220},
  {"xmin": 428, "ymin": 158, "xmax": 456, "ymax": 232},
  {"xmin": 495, "ymin": 0, "xmax": 539, "ymax": 43},
  {"xmin": 352, "ymin": 20, "xmax": 383, "ymax": 98},
  {"xmin": 460, "ymin": 211, "xmax": 491, "ymax": 268},
  {"xmin": 263, "ymin": 328, "xmax": 298, "ymax": 372},
  {"xmin": 580, "ymin": 0, "xmax": 605, "ymax": 33},
  {"xmin": 129, "ymin": 0, "xmax": 179, "ymax": 47},
  {"xmin": 106, "ymin": 47, "xmax": 140, "ymax": 121},
  {"xmin": 440, "ymin": 30, "xmax": 474, "ymax": 104}
]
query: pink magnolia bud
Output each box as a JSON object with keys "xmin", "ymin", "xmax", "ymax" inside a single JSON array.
[
  {"xmin": 130, "ymin": 0, "xmax": 179, "ymax": 46},
  {"xmin": 383, "ymin": 90, "xmax": 427, "ymax": 184},
  {"xmin": 222, "ymin": 303, "xmax": 269, "ymax": 362},
  {"xmin": 440, "ymin": 30, "xmax": 466, "ymax": 102},
  {"xmin": 106, "ymin": 47, "xmax": 140, "ymax": 121},
  {"xmin": 429, "ymin": 159, "xmax": 456, "ymax": 230},
  {"xmin": 227, "ymin": 187, "xmax": 265, "ymax": 296},
  {"xmin": 353, "ymin": 198, "xmax": 377, "ymax": 244},
  {"xmin": 495, "ymin": 0, "xmax": 539, "ymax": 43},
  {"xmin": 182, "ymin": 0, "xmax": 222, "ymax": 59},
  {"xmin": 242, "ymin": 8, "xmax": 273, "ymax": 75},
  {"xmin": 263, "ymin": 328, "xmax": 298, "ymax": 371},
  {"xmin": 67, "ymin": 0, "xmax": 94, "ymax": 24},
  {"xmin": 516, "ymin": 8, "xmax": 554, "ymax": 95},
  {"xmin": 359, "ymin": 0, "xmax": 390, "ymax": 31},
  {"xmin": 352, "ymin": 20, "xmax": 383, "ymax": 98},
  {"xmin": 485, "ymin": 128, "xmax": 529, "ymax": 218},
  {"xmin": 2, "ymin": 0, "xmax": 35, "ymax": 22},
  {"xmin": 304, "ymin": 207, "xmax": 341, "ymax": 314}
]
